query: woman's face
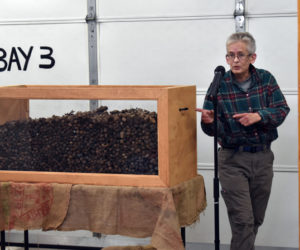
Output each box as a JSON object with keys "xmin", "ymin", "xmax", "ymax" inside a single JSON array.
[{"xmin": 226, "ymin": 41, "xmax": 257, "ymax": 82}]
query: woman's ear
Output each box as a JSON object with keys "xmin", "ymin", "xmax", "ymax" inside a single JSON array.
[{"xmin": 250, "ymin": 53, "xmax": 257, "ymax": 64}]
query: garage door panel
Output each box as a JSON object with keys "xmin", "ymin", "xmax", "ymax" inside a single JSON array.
[
  {"xmin": 0, "ymin": 24, "xmax": 89, "ymax": 85},
  {"xmin": 249, "ymin": 17, "xmax": 297, "ymax": 90},
  {"xmin": 98, "ymin": 0, "xmax": 235, "ymax": 18},
  {"xmin": 248, "ymin": 0, "xmax": 297, "ymax": 14},
  {"xmin": 99, "ymin": 19, "xmax": 234, "ymax": 87},
  {"xmin": 0, "ymin": 0, "xmax": 86, "ymax": 20}
]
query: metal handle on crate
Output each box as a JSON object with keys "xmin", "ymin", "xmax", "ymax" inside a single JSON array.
[{"xmin": 179, "ymin": 107, "xmax": 189, "ymax": 112}]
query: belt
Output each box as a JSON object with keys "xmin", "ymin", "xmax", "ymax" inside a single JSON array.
[{"xmin": 222, "ymin": 144, "xmax": 270, "ymax": 153}]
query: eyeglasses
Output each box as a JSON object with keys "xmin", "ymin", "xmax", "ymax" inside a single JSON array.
[{"xmin": 226, "ymin": 53, "xmax": 252, "ymax": 61}]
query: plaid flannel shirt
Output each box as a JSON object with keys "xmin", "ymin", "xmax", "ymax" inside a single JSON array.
[{"xmin": 201, "ymin": 64, "xmax": 290, "ymax": 147}]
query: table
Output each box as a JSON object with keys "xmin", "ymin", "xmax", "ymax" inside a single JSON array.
[{"xmin": 0, "ymin": 175, "xmax": 206, "ymax": 250}]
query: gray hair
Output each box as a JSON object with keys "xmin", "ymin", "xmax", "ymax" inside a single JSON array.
[{"xmin": 226, "ymin": 32, "xmax": 256, "ymax": 54}]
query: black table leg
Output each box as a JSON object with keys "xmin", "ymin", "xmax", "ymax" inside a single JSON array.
[
  {"xmin": 1, "ymin": 231, "xmax": 5, "ymax": 250},
  {"xmin": 181, "ymin": 227, "xmax": 186, "ymax": 247},
  {"xmin": 24, "ymin": 230, "xmax": 29, "ymax": 250}
]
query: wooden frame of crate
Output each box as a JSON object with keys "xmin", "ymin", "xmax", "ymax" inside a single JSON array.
[{"xmin": 0, "ymin": 85, "xmax": 197, "ymax": 187}]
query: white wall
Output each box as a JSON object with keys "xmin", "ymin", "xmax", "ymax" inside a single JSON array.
[
  {"xmin": 0, "ymin": 0, "xmax": 89, "ymax": 85},
  {"xmin": 0, "ymin": 0, "xmax": 298, "ymax": 248}
]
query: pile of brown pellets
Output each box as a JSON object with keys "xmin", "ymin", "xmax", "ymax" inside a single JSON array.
[{"xmin": 0, "ymin": 106, "xmax": 158, "ymax": 175}]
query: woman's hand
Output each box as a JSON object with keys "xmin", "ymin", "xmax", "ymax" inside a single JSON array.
[
  {"xmin": 233, "ymin": 112, "xmax": 261, "ymax": 126},
  {"xmin": 195, "ymin": 108, "xmax": 214, "ymax": 124}
]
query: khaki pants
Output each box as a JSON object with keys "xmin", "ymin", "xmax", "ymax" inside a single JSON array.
[{"xmin": 218, "ymin": 148, "xmax": 274, "ymax": 250}]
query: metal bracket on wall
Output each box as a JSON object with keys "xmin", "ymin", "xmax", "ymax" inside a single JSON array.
[
  {"xmin": 234, "ymin": 0, "xmax": 246, "ymax": 32},
  {"xmin": 86, "ymin": 0, "xmax": 99, "ymax": 111}
]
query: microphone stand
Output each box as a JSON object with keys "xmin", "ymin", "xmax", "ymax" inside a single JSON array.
[
  {"xmin": 207, "ymin": 66, "xmax": 224, "ymax": 250},
  {"xmin": 212, "ymin": 89, "xmax": 220, "ymax": 250}
]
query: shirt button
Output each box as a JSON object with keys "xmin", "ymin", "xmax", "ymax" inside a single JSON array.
[
  {"xmin": 254, "ymin": 132, "xmax": 258, "ymax": 136},
  {"xmin": 246, "ymin": 93, "xmax": 249, "ymax": 97}
]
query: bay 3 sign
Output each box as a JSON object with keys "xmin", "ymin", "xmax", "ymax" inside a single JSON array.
[{"xmin": 0, "ymin": 46, "xmax": 55, "ymax": 72}]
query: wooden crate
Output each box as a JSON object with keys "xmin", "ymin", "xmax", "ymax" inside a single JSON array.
[{"xmin": 0, "ymin": 85, "xmax": 197, "ymax": 187}]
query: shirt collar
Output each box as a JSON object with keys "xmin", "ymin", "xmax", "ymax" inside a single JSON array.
[{"xmin": 225, "ymin": 64, "xmax": 261, "ymax": 85}]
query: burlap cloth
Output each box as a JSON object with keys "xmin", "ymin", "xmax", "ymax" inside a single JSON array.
[
  {"xmin": 0, "ymin": 175, "xmax": 206, "ymax": 250},
  {"xmin": 0, "ymin": 182, "xmax": 71, "ymax": 230}
]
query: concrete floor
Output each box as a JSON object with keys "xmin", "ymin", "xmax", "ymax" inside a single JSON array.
[
  {"xmin": 186, "ymin": 243, "xmax": 297, "ymax": 250},
  {"xmin": 1, "ymin": 231, "xmax": 297, "ymax": 250},
  {"xmin": 3, "ymin": 245, "xmax": 298, "ymax": 250}
]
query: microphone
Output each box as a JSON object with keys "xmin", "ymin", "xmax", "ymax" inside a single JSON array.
[{"xmin": 208, "ymin": 66, "xmax": 225, "ymax": 97}]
